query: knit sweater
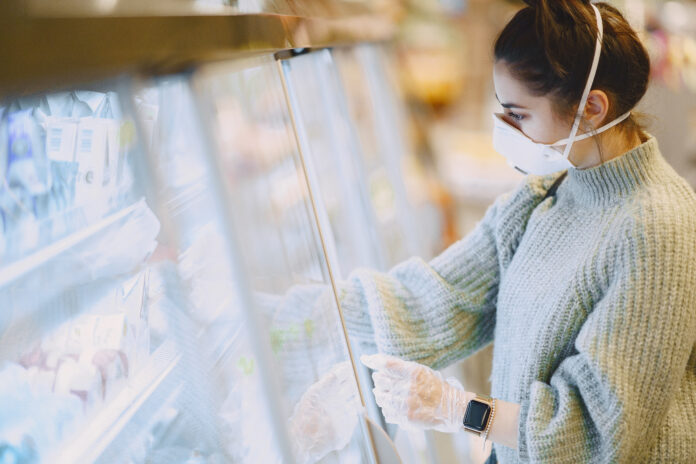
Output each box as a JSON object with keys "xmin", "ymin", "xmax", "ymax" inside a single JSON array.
[{"xmin": 340, "ymin": 135, "xmax": 696, "ymax": 463}]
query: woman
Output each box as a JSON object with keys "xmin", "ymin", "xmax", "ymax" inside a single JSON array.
[{"xmin": 343, "ymin": 1, "xmax": 696, "ymax": 462}]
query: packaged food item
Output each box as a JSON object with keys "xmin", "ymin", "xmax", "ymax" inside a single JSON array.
[
  {"xmin": 73, "ymin": 117, "xmax": 109, "ymax": 206},
  {"xmin": 77, "ymin": 199, "xmax": 159, "ymax": 280},
  {"xmin": 73, "ymin": 91, "xmax": 106, "ymax": 117},
  {"xmin": 6, "ymin": 109, "xmax": 51, "ymax": 197},
  {"xmin": 87, "ymin": 348, "xmax": 129, "ymax": 400},
  {"xmin": 52, "ymin": 354, "xmax": 101, "ymax": 408},
  {"xmin": 44, "ymin": 92, "xmax": 76, "ymax": 118},
  {"xmin": 45, "ymin": 117, "xmax": 77, "ymax": 163}
]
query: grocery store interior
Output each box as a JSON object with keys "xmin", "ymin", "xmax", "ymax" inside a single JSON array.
[{"xmin": 1, "ymin": 0, "xmax": 695, "ymax": 463}]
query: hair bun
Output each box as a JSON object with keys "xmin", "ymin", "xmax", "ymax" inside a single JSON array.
[
  {"xmin": 524, "ymin": 0, "xmax": 595, "ymax": 28},
  {"xmin": 523, "ymin": 0, "xmax": 592, "ymax": 11}
]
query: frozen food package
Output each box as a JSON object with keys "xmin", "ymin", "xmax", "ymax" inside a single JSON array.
[
  {"xmin": 31, "ymin": 274, "xmax": 149, "ymax": 408},
  {"xmin": 43, "ymin": 92, "xmax": 76, "ymax": 118},
  {"xmin": 45, "ymin": 116, "xmax": 77, "ymax": 163},
  {"xmin": 73, "ymin": 91, "xmax": 107, "ymax": 117},
  {"xmin": 73, "ymin": 117, "xmax": 109, "ymax": 206},
  {"xmin": 71, "ymin": 199, "xmax": 160, "ymax": 281},
  {"xmin": 6, "ymin": 109, "xmax": 51, "ymax": 196}
]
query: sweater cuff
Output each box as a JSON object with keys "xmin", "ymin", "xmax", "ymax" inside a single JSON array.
[{"xmin": 516, "ymin": 384, "xmax": 535, "ymax": 462}]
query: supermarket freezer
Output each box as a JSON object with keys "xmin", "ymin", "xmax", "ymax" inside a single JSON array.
[
  {"xmin": 0, "ymin": 74, "xmax": 374, "ymax": 463},
  {"xmin": 0, "ymin": 47, "xmax": 427, "ymax": 464}
]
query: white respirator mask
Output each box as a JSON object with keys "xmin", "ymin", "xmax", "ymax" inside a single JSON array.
[{"xmin": 492, "ymin": 4, "xmax": 631, "ymax": 176}]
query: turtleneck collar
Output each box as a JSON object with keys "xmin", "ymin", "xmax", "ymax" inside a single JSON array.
[{"xmin": 564, "ymin": 135, "xmax": 664, "ymax": 207}]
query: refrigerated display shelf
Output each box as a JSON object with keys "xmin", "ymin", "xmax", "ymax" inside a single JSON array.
[
  {"xmin": 0, "ymin": 200, "xmax": 144, "ymax": 288},
  {"xmin": 49, "ymin": 339, "xmax": 181, "ymax": 464}
]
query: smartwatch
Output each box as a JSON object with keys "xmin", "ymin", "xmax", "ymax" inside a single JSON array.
[{"xmin": 462, "ymin": 394, "xmax": 494, "ymax": 436}]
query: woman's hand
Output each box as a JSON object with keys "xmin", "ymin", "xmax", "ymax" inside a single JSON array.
[{"xmin": 361, "ymin": 354, "xmax": 471, "ymax": 433}]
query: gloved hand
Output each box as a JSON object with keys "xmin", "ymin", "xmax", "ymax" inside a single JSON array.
[
  {"xmin": 361, "ymin": 354, "xmax": 469, "ymax": 433},
  {"xmin": 288, "ymin": 361, "xmax": 362, "ymax": 464}
]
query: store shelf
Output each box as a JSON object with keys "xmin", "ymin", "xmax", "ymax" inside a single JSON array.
[
  {"xmin": 0, "ymin": 201, "xmax": 143, "ymax": 288},
  {"xmin": 0, "ymin": 8, "xmax": 395, "ymax": 98},
  {"xmin": 49, "ymin": 339, "xmax": 181, "ymax": 464}
]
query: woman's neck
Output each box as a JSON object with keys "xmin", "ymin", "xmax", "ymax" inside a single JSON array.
[{"xmin": 569, "ymin": 128, "xmax": 644, "ymax": 170}]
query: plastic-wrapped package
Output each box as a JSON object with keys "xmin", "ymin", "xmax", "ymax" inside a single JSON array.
[
  {"xmin": 17, "ymin": 268, "xmax": 150, "ymax": 415},
  {"xmin": 72, "ymin": 199, "xmax": 159, "ymax": 281},
  {"xmin": 73, "ymin": 91, "xmax": 107, "ymax": 117}
]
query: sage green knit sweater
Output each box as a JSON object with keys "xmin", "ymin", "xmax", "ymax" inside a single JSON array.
[{"xmin": 340, "ymin": 136, "xmax": 696, "ymax": 463}]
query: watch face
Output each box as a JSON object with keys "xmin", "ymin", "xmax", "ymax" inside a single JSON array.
[{"xmin": 464, "ymin": 400, "xmax": 491, "ymax": 432}]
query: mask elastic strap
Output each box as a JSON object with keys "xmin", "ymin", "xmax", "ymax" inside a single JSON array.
[
  {"xmin": 561, "ymin": 3, "xmax": 604, "ymax": 160},
  {"xmin": 552, "ymin": 110, "xmax": 631, "ymax": 145}
]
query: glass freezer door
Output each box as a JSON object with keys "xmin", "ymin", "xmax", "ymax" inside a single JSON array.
[
  {"xmin": 280, "ymin": 49, "xmax": 387, "ymax": 276},
  {"xmin": 131, "ymin": 76, "xmax": 288, "ymax": 463},
  {"xmin": 192, "ymin": 56, "xmax": 376, "ymax": 464},
  {"xmin": 279, "ymin": 48, "xmax": 397, "ymax": 434},
  {"xmin": 332, "ymin": 45, "xmax": 440, "ymax": 263},
  {"xmin": 283, "ymin": 46, "xmax": 442, "ymax": 464}
]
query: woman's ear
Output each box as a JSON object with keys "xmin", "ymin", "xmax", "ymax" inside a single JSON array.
[{"xmin": 583, "ymin": 89, "xmax": 610, "ymax": 128}]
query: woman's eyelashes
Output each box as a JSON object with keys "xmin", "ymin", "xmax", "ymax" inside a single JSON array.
[{"xmin": 506, "ymin": 111, "xmax": 525, "ymax": 121}]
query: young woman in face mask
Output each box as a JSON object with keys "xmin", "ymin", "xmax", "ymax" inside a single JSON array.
[{"xmin": 338, "ymin": 1, "xmax": 696, "ymax": 462}]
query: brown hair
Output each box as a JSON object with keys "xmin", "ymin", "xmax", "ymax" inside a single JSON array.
[{"xmin": 494, "ymin": 0, "xmax": 651, "ymax": 144}]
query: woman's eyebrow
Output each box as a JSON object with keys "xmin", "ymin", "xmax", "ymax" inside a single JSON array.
[{"xmin": 495, "ymin": 93, "xmax": 528, "ymax": 109}]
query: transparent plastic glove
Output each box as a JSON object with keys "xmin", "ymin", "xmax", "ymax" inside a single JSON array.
[
  {"xmin": 361, "ymin": 354, "xmax": 468, "ymax": 433},
  {"xmin": 288, "ymin": 361, "xmax": 362, "ymax": 464}
]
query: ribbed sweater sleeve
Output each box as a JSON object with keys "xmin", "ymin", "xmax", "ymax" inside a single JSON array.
[
  {"xmin": 517, "ymin": 199, "xmax": 696, "ymax": 463},
  {"xmin": 339, "ymin": 174, "xmax": 561, "ymax": 369}
]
